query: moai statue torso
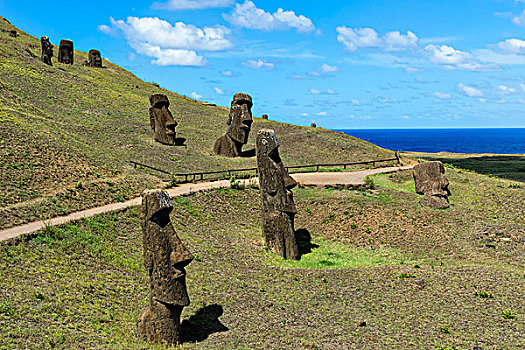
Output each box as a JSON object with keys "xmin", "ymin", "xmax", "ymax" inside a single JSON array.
[
  {"xmin": 413, "ymin": 161, "xmax": 451, "ymax": 209},
  {"xmin": 137, "ymin": 189, "xmax": 194, "ymax": 345},
  {"xmin": 149, "ymin": 94, "xmax": 178, "ymax": 145},
  {"xmin": 214, "ymin": 93, "xmax": 253, "ymax": 157},
  {"xmin": 40, "ymin": 36, "xmax": 53, "ymax": 66},
  {"xmin": 58, "ymin": 39, "xmax": 73, "ymax": 64},
  {"xmin": 87, "ymin": 49, "xmax": 102, "ymax": 67},
  {"xmin": 256, "ymin": 129, "xmax": 300, "ymax": 260}
]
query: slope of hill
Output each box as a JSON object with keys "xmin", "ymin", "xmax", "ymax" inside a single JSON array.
[{"xmin": 0, "ymin": 16, "xmax": 398, "ymax": 229}]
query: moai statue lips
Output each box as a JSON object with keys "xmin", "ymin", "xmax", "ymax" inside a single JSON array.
[
  {"xmin": 149, "ymin": 94, "xmax": 178, "ymax": 145},
  {"xmin": 57, "ymin": 39, "xmax": 73, "ymax": 64},
  {"xmin": 227, "ymin": 93, "xmax": 253, "ymax": 145},
  {"xmin": 413, "ymin": 161, "xmax": 450, "ymax": 209}
]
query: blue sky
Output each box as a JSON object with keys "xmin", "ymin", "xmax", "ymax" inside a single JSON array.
[{"xmin": 2, "ymin": 0, "xmax": 525, "ymax": 128}]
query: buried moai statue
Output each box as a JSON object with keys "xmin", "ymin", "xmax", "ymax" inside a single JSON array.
[
  {"xmin": 57, "ymin": 39, "xmax": 73, "ymax": 64},
  {"xmin": 86, "ymin": 49, "xmax": 102, "ymax": 67},
  {"xmin": 149, "ymin": 94, "xmax": 178, "ymax": 145},
  {"xmin": 412, "ymin": 161, "xmax": 451, "ymax": 209},
  {"xmin": 256, "ymin": 129, "xmax": 300, "ymax": 260},
  {"xmin": 213, "ymin": 93, "xmax": 253, "ymax": 157},
  {"xmin": 137, "ymin": 189, "xmax": 194, "ymax": 345},
  {"xmin": 40, "ymin": 36, "xmax": 53, "ymax": 65}
]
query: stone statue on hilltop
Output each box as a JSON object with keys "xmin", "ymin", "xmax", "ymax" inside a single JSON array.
[
  {"xmin": 137, "ymin": 189, "xmax": 194, "ymax": 346},
  {"xmin": 86, "ymin": 49, "xmax": 102, "ymax": 67},
  {"xmin": 40, "ymin": 36, "xmax": 53, "ymax": 66},
  {"xmin": 214, "ymin": 93, "xmax": 253, "ymax": 157},
  {"xmin": 149, "ymin": 94, "xmax": 178, "ymax": 145},
  {"xmin": 412, "ymin": 161, "xmax": 451, "ymax": 209},
  {"xmin": 256, "ymin": 129, "xmax": 300, "ymax": 260},
  {"xmin": 57, "ymin": 39, "xmax": 73, "ymax": 64}
]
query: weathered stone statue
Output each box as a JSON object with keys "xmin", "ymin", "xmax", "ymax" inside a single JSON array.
[
  {"xmin": 262, "ymin": 114, "xmax": 268, "ymax": 120},
  {"xmin": 311, "ymin": 123, "xmax": 317, "ymax": 128},
  {"xmin": 214, "ymin": 93, "xmax": 253, "ymax": 157},
  {"xmin": 137, "ymin": 189, "xmax": 194, "ymax": 345},
  {"xmin": 40, "ymin": 36, "xmax": 53, "ymax": 66},
  {"xmin": 149, "ymin": 94, "xmax": 178, "ymax": 145},
  {"xmin": 413, "ymin": 161, "xmax": 451, "ymax": 209},
  {"xmin": 86, "ymin": 49, "xmax": 102, "ymax": 67},
  {"xmin": 256, "ymin": 129, "xmax": 300, "ymax": 260},
  {"xmin": 57, "ymin": 39, "xmax": 73, "ymax": 64}
]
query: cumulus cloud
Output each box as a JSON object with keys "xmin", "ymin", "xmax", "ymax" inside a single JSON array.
[
  {"xmin": 102, "ymin": 16, "xmax": 232, "ymax": 66},
  {"xmin": 151, "ymin": 0, "xmax": 233, "ymax": 10},
  {"xmin": 223, "ymin": 1, "xmax": 315, "ymax": 33},
  {"xmin": 498, "ymin": 85, "xmax": 516, "ymax": 94},
  {"xmin": 424, "ymin": 44, "xmax": 500, "ymax": 71},
  {"xmin": 243, "ymin": 59, "xmax": 274, "ymax": 70},
  {"xmin": 336, "ymin": 27, "xmax": 417, "ymax": 52},
  {"xmin": 497, "ymin": 38, "xmax": 525, "ymax": 54},
  {"xmin": 434, "ymin": 92, "xmax": 452, "ymax": 99},
  {"xmin": 320, "ymin": 63, "xmax": 339, "ymax": 73},
  {"xmin": 98, "ymin": 24, "xmax": 112, "ymax": 34},
  {"xmin": 457, "ymin": 83, "xmax": 483, "ymax": 97},
  {"xmin": 512, "ymin": 10, "xmax": 525, "ymax": 27}
]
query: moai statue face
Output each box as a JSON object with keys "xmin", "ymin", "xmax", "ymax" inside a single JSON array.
[
  {"xmin": 149, "ymin": 94, "xmax": 178, "ymax": 145},
  {"xmin": 88, "ymin": 49, "xmax": 102, "ymax": 67},
  {"xmin": 40, "ymin": 36, "xmax": 53, "ymax": 66},
  {"xmin": 58, "ymin": 39, "xmax": 74, "ymax": 64},
  {"xmin": 138, "ymin": 189, "xmax": 194, "ymax": 345},
  {"xmin": 413, "ymin": 161, "xmax": 450, "ymax": 209},
  {"xmin": 256, "ymin": 129, "xmax": 300, "ymax": 260},
  {"xmin": 227, "ymin": 93, "xmax": 253, "ymax": 145}
]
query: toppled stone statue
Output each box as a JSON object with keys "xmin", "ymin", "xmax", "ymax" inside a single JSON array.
[
  {"xmin": 137, "ymin": 189, "xmax": 194, "ymax": 345},
  {"xmin": 40, "ymin": 36, "xmax": 53, "ymax": 66},
  {"xmin": 413, "ymin": 161, "xmax": 450, "ymax": 209},
  {"xmin": 57, "ymin": 39, "xmax": 73, "ymax": 64},
  {"xmin": 214, "ymin": 93, "xmax": 253, "ymax": 157},
  {"xmin": 256, "ymin": 129, "xmax": 300, "ymax": 260},
  {"xmin": 149, "ymin": 94, "xmax": 178, "ymax": 145},
  {"xmin": 86, "ymin": 49, "xmax": 102, "ymax": 67}
]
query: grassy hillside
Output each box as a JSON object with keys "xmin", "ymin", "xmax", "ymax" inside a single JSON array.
[
  {"xmin": 0, "ymin": 167, "xmax": 523, "ymax": 349},
  {"xmin": 0, "ymin": 16, "xmax": 398, "ymax": 229}
]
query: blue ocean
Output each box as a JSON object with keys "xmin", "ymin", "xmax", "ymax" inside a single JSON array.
[{"xmin": 336, "ymin": 128, "xmax": 525, "ymax": 155}]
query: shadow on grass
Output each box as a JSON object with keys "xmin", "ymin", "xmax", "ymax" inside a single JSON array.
[
  {"xmin": 181, "ymin": 304, "xmax": 228, "ymax": 343},
  {"xmin": 295, "ymin": 228, "xmax": 320, "ymax": 256},
  {"xmin": 174, "ymin": 137, "xmax": 187, "ymax": 146},
  {"xmin": 419, "ymin": 155, "xmax": 525, "ymax": 183},
  {"xmin": 240, "ymin": 148, "xmax": 256, "ymax": 158}
]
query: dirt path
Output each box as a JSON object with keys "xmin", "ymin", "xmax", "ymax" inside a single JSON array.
[{"xmin": 0, "ymin": 166, "xmax": 412, "ymax": 243}]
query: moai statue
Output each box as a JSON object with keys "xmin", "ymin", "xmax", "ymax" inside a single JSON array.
[
  {"xmin": 213, "ymin": 93, "xmax": 253, "ymax": 157},
  {"xmin": 40, "ymin": 36, "xmax": 53, "ymax": 66},
  {"xmin": 57, "ymin": 39, "xmax": 73, "ymax": 64},
  {"xmin": 86, "ymin": 49, "xmax": 102, "ymax": 67},
  {"xmin": 149, "ymin": 94, "xmax": 178, "ymax": 145},
  {"xmin": 262, "ymin": 114, "xmax": 268, "ymax": 120},
  {"xmin": 412, "ymin": 161, "xmax": 451, "ymax": 209},
  {"xmin": 310, "ymin": 123, "xmax": 317, "ymax": 128},
  {"xmin": 256, "ymin": 129, "xmax": 300, "ymax": 260},
  {"xmin": 137, "ymin": 189, "xmax": 194, "ymax": 346}
]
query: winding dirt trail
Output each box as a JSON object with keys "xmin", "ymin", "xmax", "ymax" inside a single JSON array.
[{"xmin": 0, "ymin": 166, "xmax": 412, "ymax": 243}]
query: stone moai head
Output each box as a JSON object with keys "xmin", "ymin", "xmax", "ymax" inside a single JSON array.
[
  {"xmin": 138, "ymin": 189, "xmax": 194, "ymax": 345},
  {"xmin": 40, "ymin": 36, "xmax": 53, "ymax": 66},
  {"xmin": 149, "ymin": 94, "xmax": 178, "ymax": 145},
  {"xmin": 311, "ymin": 123, "xmax": 317, "ymax": 128},
  {"xmin": 87, "ymin": 49, "xmax": 102, "ymax": 67},
  {"xmin": 57, "ymin": 39, "xmax": 73, "ymax": 64},
  {"xmin": 413, "ymin": 161, "xmax": 450, "ymax": 209},
  {"xmin": 227, "ymin": 93, "xmax": 253, "ymax": 145},
  {"xmin": 256, "ymin": 129, "xmax": 300, "ymax": 260}
]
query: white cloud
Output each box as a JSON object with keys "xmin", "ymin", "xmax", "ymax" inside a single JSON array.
[
  {"xmin": 243, "ymin": 59, "xmax": 274, "ymax": 70},
  {"xmin": 478, "ymin": 98, "xmax": 487, "ymax": 103},
  {"xmin": 98, "ymin": 24, "xmax": 112, "ymax": 34},
  {"xmin": 497, "ymin": 38, "xmax": 525, "ymax": 54},
  {"xmin": 350, "ymin": 99, "xmax": 360, "ymax": 105},
  {"xmin": 151, "ymin": 0, "xmax": 233, "ymax": 10},
  {"xmin": 434, "ymin": 92, "xmax": 452, "ymax": 99},
  {"xmin": 104, "ymin": 16, "xmax": 232, "ymax": 66},
  {"xmin": 518, "ymin": 98, "xmax": 525, "ymax": 104},
  {"xmin": 320, "ymin": 63, "xmax": 339, "ymax": 73},
  {"xmin": 309, "ymin": 88, "xmax": 336, "ymax": 95},
  {"xmin": 495, "ymin": 98, "xmax": 507, "ymax": 104},
  {"xmin": 498, "ymin": 85, "xmax": 516, "ymax": 95},
  {"xmin": 308, "ymin": 71, "xmax": 321, "ymax": 77},
  {"xmin": 336, "ymin": 27, "xmax": 417, "ymax": 52},
  {"xmin": 402, "ymin": 115, "xmax": 410, "ymax": 119},
  {"xmin": 309, "ymin": 89, "xmax": 321, "ymax": 95},
  {"xmin": 512, "ymin": 10, "xmax": 525, "ymax": 27},
  {"xmin": 349, "ymin": 114, "xmax": 372, "ymax": 120},
  {"xmin": 301, "ymin": 113, "xmax": 309, "ymax": 116},
  {"xmin": 128, "ymin": 52, "xmax": 136, "ymax": 61},
  {"xmin": 316, "ymin": 111, "xmax": 328, "ymax": 116},
  {"xmin": 457, "ymin": 83, "xmax": 483, "ymax": 97},
  {"xmin": 424, "ymin": 44, "xmax": 499, "ymax": 71},
  {"xmin": 213, "ymin": 87, "xmax": 225, "ymax": 94},
  {"xmin": 191, "ymin": 92, "xmax": 203, "ymax": 99},
  {"xmin": 405, "ymin": 67, "xmax": 421, "ymax": 73},
  {"xmin": 223, "ymin": 1, "xmax": 315, "ymax": 33},
  {"xmin": 520, "ymin": 83, "xmax": 525, "ymax": 92},
  {"xmin": 221, "ymin": 70, "xmax": 234, "ymax": 77},
  {"xmin": 326, "ymin": 89, "xmax": 337, "ymax": 94}
]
